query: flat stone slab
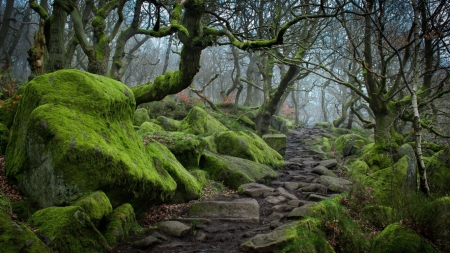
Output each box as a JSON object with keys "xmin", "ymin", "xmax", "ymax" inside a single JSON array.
[
  {"xmin": 188, "ymin": 198, "xmax": 259, "ymax": 223},
  {"xmin": 240, "ymin": 183, "xmax": 274, "ymax": 198},
  {"xmin": 240, "ymin": 227, "xmax": 298, "ymax": 252},
  {"xmin": 311, "ymin": 165, "xmax": 337, "ymax": 177},
  {"xmin": 298, "ymin": 183, "xmax": 328, "ymax": 194},
  {"xmin": 308, "ymin": 194, "xmax": 329, "ymax": 201},
  {"xmin": 319, "ymin": 159, "xmax": 338, "ymax": 169},
  {"xmin": 283, "ymin": 182, "xmax": 300, "ymax": 190},
  {"xmin": 265, "ymin": 195, "xmax": 287, "ymax": 204},
  {"xmin": 156, "ymin": 221, "xmax": 191, "ymax": 237},
  {"xmin": 287, "ymin": 202, "xmax": 317, "ymax": 219},
  {"xmin": 276, "ymin": 187, "xmax": 298, "ymax": 200},
  {"xmin": 317, "ymin": 175, "xmax": 352, "ymax": 187},
  {"xmin": 133, "ymin": 236, "xmax": 161, "ymax": 249}
]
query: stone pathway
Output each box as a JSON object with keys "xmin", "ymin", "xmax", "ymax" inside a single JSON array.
[{"xmin": 113, "ymin": 127, "xmax": 352, "ymax": 252}]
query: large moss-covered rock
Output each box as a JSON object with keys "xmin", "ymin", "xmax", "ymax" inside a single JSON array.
[
  {"xmin": 157, "ymin": 116, "xmax": 180, "ymax": 131},
  {"xmin": 133, "ymin": 108, "xmax": 150, "ymax": 126},
  {"xmin": 29, "ymin": 206, "xmax": 111, "ymax": 253},
  {"xmin": 178, "ymin": 106, "xmax": 228, "ymax": 135},
  {"xmin": 361, "ymin": 143, "xmax": 394, "ymax": 171},
  {"xmin": 145, "ymin": 141, "xmax": 201, "ymax": 203},
  {"xmin": 142, "ymin": 131, "xmax": 206, "ymax": 169},
  {"xmin": 71, "ymin": 191, "xmax": 112, "ymax": 227},
  {"xmin": 426, "ymin": 149, "xmax": 450, "ymax": 195},
  {"xmin": 236, "ymin": 114, "xmax": 255, "ymax": 129},
  {"xmin": 5, "ymin": 69, "xmax": 195, "ymax": 209},
  {"xmin": 104, "ymin": 203, "xmax": 141, "ymax": 247},
  {"xmin": 362, "ymin": 156, "xmax": 408, "ymax": 205},
  {"xmin": 199, "ymin": 151, "xmax": 278, "ymax": 189},
  {"xmin": 0, "ymin": 123, "xmax": 8, "ymax": 154},
  {"xmin": 0, "ymin": 211, "xmax": 52, "ymax": 253},
  {"xmin": 270, "ymin": 115, "xmax": 293, "ymax": 134},
  {"xmin": 136, "ymin": 121, "xmax": 164, "ymax": 135},
  {"xmin": 372, "ymin": 223, "xmax": 438, "ymax": 253},
  {"xmin": 205, "ymin": 131, "xmax": 284, "ymax": 169},
  {"xmin": 263, "ymin": 134, "xmax": 287, "ymax": 158},
  {"xmin": 334, "ymin": 134, "xmax": 371, "ymax": 157}
]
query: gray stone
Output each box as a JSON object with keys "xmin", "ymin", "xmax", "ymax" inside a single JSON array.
[
  {"xmin": 319, "ymin": 159, "xmax": 338, "ymax": 169},
  {"xmin": 311, "ymin": 165, "xmax": 338, "ymax": 177},
  {"xmin": 317, "ymin": 175, "xmax": 352, "ymax": 187},
  {"xmin": 298, "ymin": 183, "xmax": 328, "ymax": 194},
  {"xmin": 188, "ymin": 198, "xmax": 259, "ymax": 223},
  {"xmin": 240, "ymin": 183, "xmax": 274, "ymax": 198},
  {"xmin": 399, "ymin": 144, "xmax": 417, "ymax": 192},
  {"xmin": 271, "ymin": 204, "xmax": 294, "ymax": 212},
  {"xmin": 133, "ymin": 236, "xmax": 160, "ymax": 249},
  {"xmin": 283, "ymin": 182, "xmax": 300, "ymax": 190},
  {"xmin": 287, "ymin": 203, "xmax": 316, "ymax": 218},
  {"xmin": 240, "ymin": 227, "xmax": 298, "ymax": 252},
  {"xmin": 268, "ymin": 212, "xmax": 285, "ymax": 222},
  {"xmin": 308, "ymin": 194, "xmax": 328, "ymax": 201},
  {"xmin": 328, "ymin": 183, "xmax": 349, "ymax": 193},
  {"xmin": 276, "ymin": 187, "xmax": 298, "ymax": 200},
  {"xmin": 287, "ymin": 200, "xmax": 305, "ymax": 207},
  {"xmin": 150, "ymin": 231, "xmax": 168, "ymax": 241},
  {"xmin": 195, "ymin": 231, "xmax": 207, "ymax": 241},
  {"xmin": 157, "ymin": 221, "xmax": 191, "ymax": 237},
  {"xmin": 265, "ymin": 195, "xmax": 287, "ymax": 204}
]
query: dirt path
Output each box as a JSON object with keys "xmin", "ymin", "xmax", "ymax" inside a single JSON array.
[{"xmin": 113, "ymin": 127, "xmax": 345, "ymax": 252}]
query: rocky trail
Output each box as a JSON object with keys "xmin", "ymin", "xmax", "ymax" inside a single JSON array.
[{"xmin": 114, "ymin": 127, "xmax": 353, "ymax": 253}]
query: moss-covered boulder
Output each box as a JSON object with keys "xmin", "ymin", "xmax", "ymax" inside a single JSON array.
[
  {"xmin": 133, "ymin": 108, "xmax": 150, "ymax": 126},
  {"xmin": 5, "ymin": 69, "xmax": 196, "ymax": 209},
  {"xmin": 29, "ymin": 206, "xmax": 111, "ymax": 253},
  {"xmin": 263, "ymin": 134, "xmax": 287, "ymax": 158},
  {"xmin": 178, "ymin": 106, "xmax": 228, "ymax": 135},
  {"xmin": 270, "ymin": 115, "xmax": 293, "ymax": 134},
  {"xmin": 142, "ymin": 131, "xmax": 206, "ymax": 169},
  {"xmin": 426, "ymin": 149, "xmax": 450, "ymax": 195},
  {"xmin": 104, "ymin": 203, "xmax": 142, "ymax": 247},
  {"xmin": 157, "ymin": 116, "xmax": 180, "ymax": 131},
  {"xmin": 372, "ymin": 223, "xmax": 438, "ymax": 253},
  {"xmin": 236, "ymin": 114, "xmax": 255, "ymax": 129},
  {"xmin": 0, "ymin": 211, "xmax": 52, "ymax": 253},
  {"xmin": 136, "ymin": 121, "xmax": 165, "ymax": 136},
  {"xmin": 360, "ymin": 143, "xmax": 392, "ymax": 171},
  {"xmin": 0, "ymin": 123, "xmax": 8, "ymax": 154},
  {"xmin": 347, "ymin": 160, "xmax": 371, "ymax": 181},
  {"xmin": 334, "ymin": 134, "xmax": 371, "ymax": 157},
  {"xmin": 205, "ymin": 131, "xmax": 284, "ymax": 169},
  {"xmin": 189, "ymin": 169, "xmax": 210, "ymax": 187},
  {"xmin": 71, "ymin": 191, "xmax": 112, "ymax": 227},
  {"xmin": 199, "ymin": 151, "xmax": 278, "ymax": 189},
  {"xmin": 363, "ymin": 156, "xmax": 407, "ymax": 205},
  {"xmin": 145, "ymin": 141, "xmax": 201, "ymax": 203}
]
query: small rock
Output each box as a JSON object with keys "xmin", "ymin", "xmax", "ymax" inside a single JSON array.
[
  {"xmin": 271, "ymin": 204, "xmax": 294, "ymax": 212},
  {"xmin": 195, "ymin": 231, "xmax": 206, "ymax": 241},
  {"xmin": 205, "ymin": 227, "xmax": 219, "ymax": 233},
  {"xmin": 283, "ymin": 182, "xmax": 300, "ymax": 190},
  {"xmin": 311, "ymin": 165, "xmax": 338, "ymax": 177},
  {"xmin": 319, "ymin": 159, "xmax": 338, "ymax": 169},
  {"xmin": 298, "ymin": 184, "xmax": 328, "ymax": 194},
  {"xmin": 265, "ymin": 195, "xmax": 287, "ymax": 204},
  {"xmin": 328, "ymin": 183, "xmax": 349, "ymax": 193},
  {"xmin": 287, "ymin": 200, "xmax": 305, "ymax": 207},
  {"xmin": 239, "ymin": 183, "xmax": 275, "ymax": 198},
  {"xmin": 133, "ymin": 236, "xmax": 160, "ymax": 249},
  {"xmin": 150, "ymin": 231, "xmax": 168, "ymax": 241},
  {"xmin": 240, "ymin": 227, "xmax": 298, "ymax": 252},
  {"xmin": 157, "ymin": 221, "xmax": 191, "ymax": 237},
  {"xmin": 317, "ymin": 175, "xmax": 352, "ymax": 187},
  {"xmin": 263, "ymin": 191, "xmax": 280, "ymax": 197},
  {"xmin": 270, "ymin": 221, "xmax": 281, "ymax": 229},
  {"xmin": 268, "ymin": 212, "xmax": 285, "ymax": 222},
  {"xmin": 287, "ymin": 203, "xmax": 316, "ymax": 218},
  {"xmin": 276, "ymin": 187, "xmax": 298, "ymax": 200},
  {"xmin": 308, "ymin": 194, "xmax": 328, "ymax": 201}
]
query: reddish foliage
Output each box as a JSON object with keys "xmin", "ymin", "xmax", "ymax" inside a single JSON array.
[
  {"xmin": 222, "ymin": 90, "xmax": 236, "ymax": 105},
  {"xmin": 281, "ymin": 101, "xmax": 295, "ymax": 116}
]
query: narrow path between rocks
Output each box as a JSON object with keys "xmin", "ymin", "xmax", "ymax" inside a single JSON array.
[{"xmin": 113, "ymin": 127, "xmax": 352, "ymax": 253}]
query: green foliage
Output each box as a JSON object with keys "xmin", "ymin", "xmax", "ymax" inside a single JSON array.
[
  {"xmin": 104, "ymin": 203, "xmax": 142, "ymax": 247},
  {"xmin": 426, "ymin": 149, "xmax": 450, "ymax": 195},
  {"xmin": 178, "ymin": 106, "xmax": 228, "ymax": 135},
  {"xmin": 133, "ymin": 108, "xmax": 150, "ymax": 126},
  {"xmin": 10, "ymin": 198, "xmax": 39, "ymax": 220}
]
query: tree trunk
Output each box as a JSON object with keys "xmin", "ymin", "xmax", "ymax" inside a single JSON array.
[{"xmin": 44, "ymin": 2, "xmax": 67, "ymax": 72}]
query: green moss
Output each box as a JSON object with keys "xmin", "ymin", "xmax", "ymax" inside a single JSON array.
[
  {"xmin": 362, "ymin": 157, "xmax": 408, "ymax": 205},
  {"xmin": 347, "ymin": 160, "xmax": 371, "ymax": 181},
  {"xmin": 189, "ymin": 169, "xmax": 210, "ymax": 187},
  {"xmin": 361, "ymin": 205, "xmax": 392, "ymax": 229},
  {"xmin": 262, "ymin": 134, "xmax": 287, "ymax": 158},
  {"xmin": 199, "ymin": 151, "xmax": 278, "ymax": 189},
  {"xmin": 426, "ymin": 149, "xmax": 450, "ymax": 195},
  {"xmin": 0, "ymin": 212, "xmax": 51, "ymax": 253},
  {"xmin": 104, "ymin": 203, "xmax": 142, "ymax": 247},
  {"xmin": 334, "ymin": 134, "xmax": 371, "ymax": 157},
  {"xmin": 236, "ymin": 114, "xmax": 255, "ymax": 129},
  {"xmin": 5, "ymin": 69, "xmax": 185, "ymax": 209},
  {"xmin": 157, "ymin": 116, "xmax": 181, "ymax": 131},
  {"xmin": 145, "ymin": 141, "xmax": 202, "ymax": 203},
  {"xmin": 10, "ymin": 198, "xmax": 39, "ymax": 220},
  {"xmin": 0, "ymin": 85, "xmax": 26, "ymax": 128},
  {"xmin": 372, "ymin": 223, "xmax": 438, "ymax": 253},
  {"xmin": 205, "ymin": 131, "xmax": 284, "ymax": 169},
  {"xmin": 315, "ymin": 122, "xmax": 333, "ymax": 129},
  {"xmin": 360, "ymin": 143, "xmax": 392, "ymax": 171},
  {"xmin": 136, "ymin": 121, "xmax": 165, "ymax": 135},
  {"xmin": 29, "ymin": 206, "xmax": 111, "ymax": 253},
  {"xmin": 178, "ymin": 106, "xmax": 228, "ymax": 135},
  {"xmin": 0, "ymin": 194, "xmax": 11, "ymax": 214},
  {"xmin": 133, "ymin": 108, "xmax": 150, "ymax": 126},
  {"xmin": 0, "ymin": 123, "xmax": 8, "ymax": 155},
  {"xmin": 71, "ymin": 191, "xmax": 112, "ymax": 228},
  {"xmin": 142, "ymin": 131, "xmax": 206, "ymax": 169}
]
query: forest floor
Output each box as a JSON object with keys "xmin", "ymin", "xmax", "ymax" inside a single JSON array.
[{"xmin": 113, "ymin": 126, "xmax": 349, "ymax": 253}]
